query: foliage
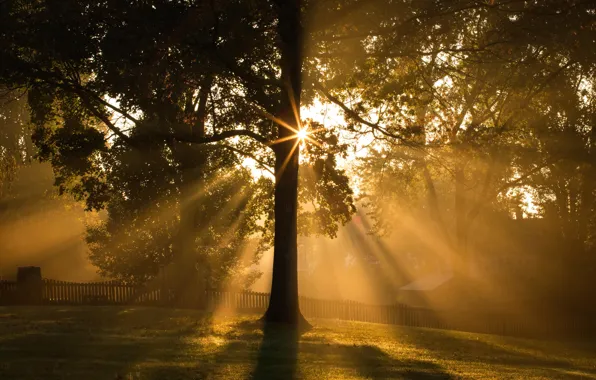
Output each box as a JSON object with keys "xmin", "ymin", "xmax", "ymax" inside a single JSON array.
[
  {"xmin": 86, "ymin": 156, "xmax": 271, "ymax": 285},
  {"xmin": 299, "ymin": 120, "xmax": 356, "ymax": 237},
  {"xmin": 0, "ymin": 0, "xmax": 357, "ymax": 288},
  {"xmin": 0, "ymin": 91, "xmax": 31, "ymax": 200},
  {"xmin": 320, "ymin": 1, "xmax": 596, "ymax": 267},
  {"xmin": 1, "ymin": 0, "xmax": 595, "ymax": 309}
]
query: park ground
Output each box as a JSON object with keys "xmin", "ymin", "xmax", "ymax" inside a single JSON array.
[{"xmin": 0, "ymin": 307, "xmax": 595, "ymax": 379}]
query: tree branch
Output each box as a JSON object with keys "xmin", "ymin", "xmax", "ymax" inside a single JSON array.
[
  {"xmin": 493, "ymin": 161, "xmax": 553, "ymax": 197},
  {"xmin": 315, "ymin": 83, "xmax": 420, "ymax": 148},
  {"xmin": 314, "ymin": 41, "xmax": 514, "ymax": 60},
  {"xmin": 155, "ymin": 128, "xmax": 271, "ymax": 147},
  {"xmin": 79, "ymin": 95, "xmax": 133, "ymax": 145},
  {"xmin": 220, "ymin": 144, "xmax": 275, "ymax": 176},
  {"xmin": 26, "ymin": 62, "xmax": 272, "ymax": 149}
]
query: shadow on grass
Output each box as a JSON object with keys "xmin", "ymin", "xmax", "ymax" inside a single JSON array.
[
  {"xmin": 394, "ymin": 325, "xmax": 596, "ymax": 378},
  {"xmin": 250, "ymin": 322, "xmax": 300, "ymax": 379},
  {"xmin": 206, "ymin": 319, "xmax": 453, "ymax": 379},
  {"xmin": 6, "ymin": 307, "xmax": 556, "ymax": 379},
  {"xmin": 0, "ymin": 306, "xmax": 214, "ymax": 380},
  {"xmin": 299, "ymin": 338, "xmax": 452, "ymax": 379}
]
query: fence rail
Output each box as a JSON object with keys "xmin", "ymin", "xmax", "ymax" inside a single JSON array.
[
  {"xmin": 0, "ymin": 278, "xmax": 590, "ymax": 339},
  {"xmin": 42, "ymin": 279, "xmax": 164, "ymax": 305}
]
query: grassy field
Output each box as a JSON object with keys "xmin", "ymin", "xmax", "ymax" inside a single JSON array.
[{"xmin": 0, "ymin": 306, "xmax": 595, "ymax": 379}]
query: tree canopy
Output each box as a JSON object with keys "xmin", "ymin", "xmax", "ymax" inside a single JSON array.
[{"xmin": 1, "ymin": 0, "xmax": 595, "ymax": 324}]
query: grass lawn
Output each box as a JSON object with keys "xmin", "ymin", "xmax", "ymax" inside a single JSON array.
[{"xmin": 0, "ymin": 306, "xmax": 595, "ymax": 379}]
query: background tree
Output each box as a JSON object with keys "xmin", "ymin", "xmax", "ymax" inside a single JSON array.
[
  {"xmin": 0, "ymin": 91, "xmax": 31, "ymax": 201},
  {"xmin": 315, "ymin": 0, "xmax": 596, "ymax": 279},
  {"xmin": 0, "ymin": 89, "xmax": 100, "ymax": 281}
]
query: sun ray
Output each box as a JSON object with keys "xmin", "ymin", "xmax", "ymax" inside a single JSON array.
[
  {"xmin": 302, "ymin": 134, "xmax": 324, "ymax": 148},
  {"xmin": 339, "ymin": 225, "xmax": 395, "ymax": 305},
  {"xmin": 208, "ymin": 212, "xmax": 260, "ymax": 318},
  {"xmin": 297, "ymin": 124, "xmax": 325, "ymax": 148},
  {"xmin": 268, "ymin": 135, "xmax": 301, "ymax": 146},
  {"xmin": 287, "ymin": 84, "xmax": 302, "ymax": 131},
  {"xmin": 255, "ymin": 107, "xmax": 300, "ymax": 135},
  {"xmin": 277, "ymin": 139, "xmax": 301, "ymax": 180},
  {"xmin": 145, "ymin": 181, "xmax": 254, "ymax": 299}
]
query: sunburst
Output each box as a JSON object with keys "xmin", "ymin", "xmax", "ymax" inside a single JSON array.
[{"xmin": 297, "ymin": 129, "xmax": 308, "ymax": 140}]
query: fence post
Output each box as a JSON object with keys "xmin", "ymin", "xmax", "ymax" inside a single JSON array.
[
  {"xmin": 16, "ymin": 267, "xmax": 43, "ymax": 305},
  {"xmin": 109, "ymin": 281, "xmax": 115, "ymax": 304}
]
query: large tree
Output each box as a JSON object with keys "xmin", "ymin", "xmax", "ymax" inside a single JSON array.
[{"xmin": 0, "ymin": 0, "xmax": 359, "ymax": 325}]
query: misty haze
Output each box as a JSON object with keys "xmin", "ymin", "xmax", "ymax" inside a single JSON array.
[{"xmin": 1, "ymin": 0, "xmax": 596, "ymax": 379}]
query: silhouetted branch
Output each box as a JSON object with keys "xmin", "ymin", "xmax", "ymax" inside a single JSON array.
[
  {"xmin": 220, "ymin": 144, "xmax": 275, "ymax": 176},
  {"xmin": 493, "ymin": 162, "xmax": 552, "ymax": 196},
  {"xmin": 78, "ymin": 95, "xmax": 133, "ymax": 145},
  {"xmin": 155, "ymin": 128, "xmax": 270, "ymax": 147},
  {"xmin": 315, "ymin": 83, "xmax": 420, "ymax": 148}
]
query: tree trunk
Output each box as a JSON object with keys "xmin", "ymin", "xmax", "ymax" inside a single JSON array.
[
  {"xmin": 167, "ymin": 78, "xmax": 212, "ymax": 308},
  {"xmin": 454, "ymin": 163, "xmax": 469, "ymax": 276},
  {"xmin": 264, "ymin": 145, "xmax": 306, "ymax": 325},
  {"xmin": 169, "ymin": 142, "xmax": 208, "ymax": 308},
  {"xmin": 578, "ymin": 121, "xmax": 596, "ymax": 247},
  {"xmin": 421, "ymin": 162, "xmax": 453, "ymax": 273},
  {"xmin": 170, "ymin": 162, "xmax": 202, "ymax": 307},
  {"xmin": 263, "ymin": 0, "xmax": 308, "ymax": 327}
]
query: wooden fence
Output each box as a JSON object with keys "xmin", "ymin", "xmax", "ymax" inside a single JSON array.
[
  {"xmin": 42, "ymin": 279, "xmax": 163, "ymax": 305},
  {"xmin": 0, "ymin": 280, "xmax": 18, "ymax": 305},
  {"xmin": 206, "ymin": 290, "xmax": 565, "ymax": 338},
  {"xmin": 0, "ymin": 278, "xmax": 591, "ymax": 339}
]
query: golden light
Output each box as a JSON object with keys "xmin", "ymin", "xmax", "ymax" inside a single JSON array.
[{"xmin": 297, "ymin": 128, "xmax": 308, "ymax": 140}]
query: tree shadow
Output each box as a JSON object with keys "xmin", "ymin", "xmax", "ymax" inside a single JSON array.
[
  {"xmin": 204, "ymin": 319, "xmax": 453, "ymax": 379},
  {"xmin": 0, "ymin": 306, "xmax": 214, "ymax": 380},
  {"xmin": 10, "ymin": 308, "xmax": 566, "ymax": 379},
  {"xmin": 393, "ymin": 325, "xmax": 596, "ymax": 377},
  {"xmin": 311, "ymin": 342, "xmax": 453, "ymax": 379},
  {"xmin": 250, "ymin": 322, "xmax": 301, "ymax": 379},
  {"xmin": 299, "ymin": 332, "xmax": 453, "ymax": 379}
]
